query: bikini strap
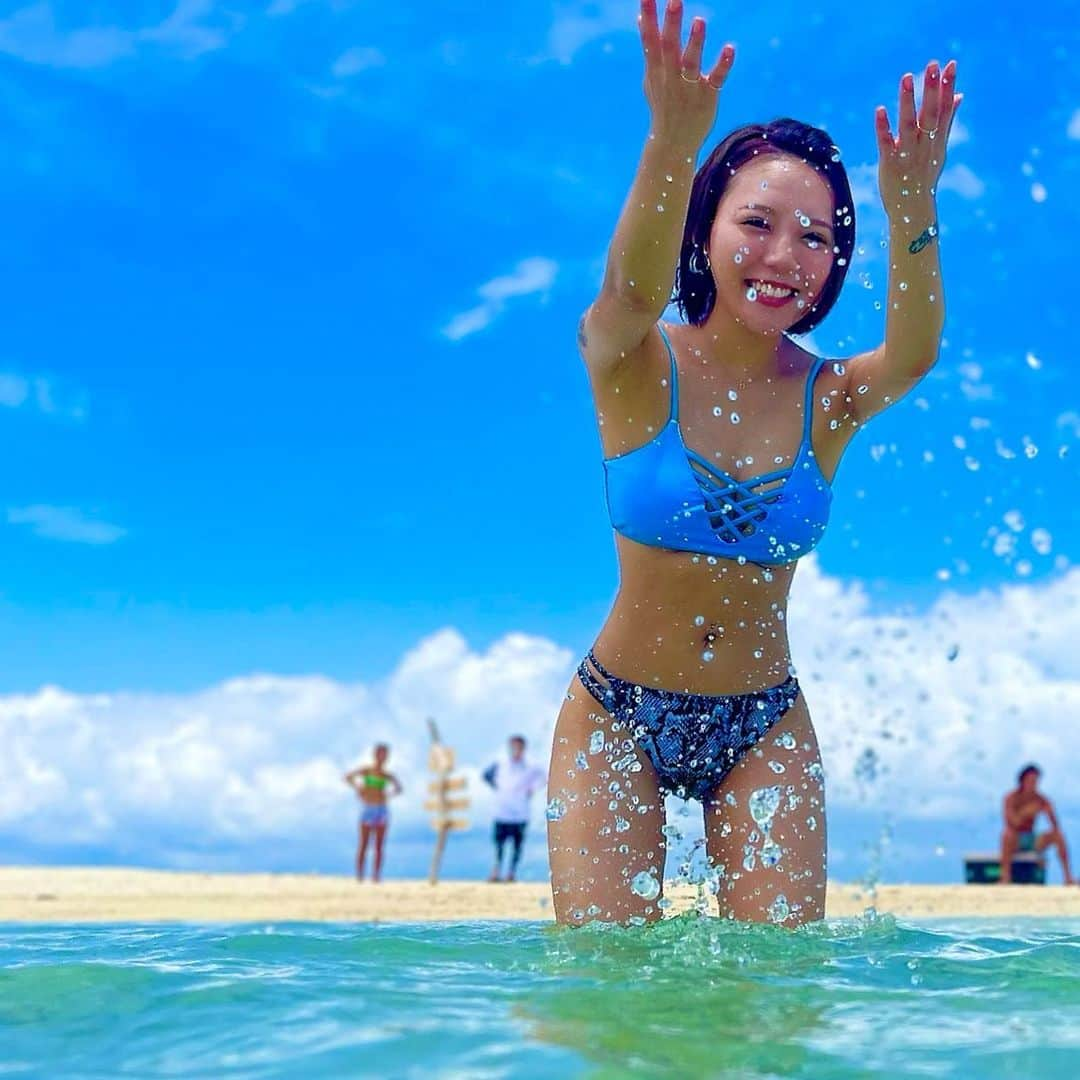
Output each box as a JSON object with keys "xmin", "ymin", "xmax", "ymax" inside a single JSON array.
[
  {"xmin": 801, "ymin": 353, "xmax": 832, "ymax": 444},
  {"xmin": 656, "ymin": 324, "xmax": 679, "ymax": 423}
]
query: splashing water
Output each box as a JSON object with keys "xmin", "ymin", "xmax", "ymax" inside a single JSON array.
[
  {"xmin": 546, "ymin": 798, "xmax": 567, "ymax": 822},
  {"xmin": 749, "ymin": 785, "xmax": 782, "ymax": 829},
  {"xmin": 630, "ymin": 871, "xmax": 661, "ymax": 900}
]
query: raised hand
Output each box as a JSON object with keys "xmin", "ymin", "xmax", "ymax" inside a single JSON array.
[
  {"xmin": 875, "ymin": 60, "xmax": 962, "ymax": 219},
  {"xmin": 638, "ymin": 0, "xmax": 735, "ymax": 148}
]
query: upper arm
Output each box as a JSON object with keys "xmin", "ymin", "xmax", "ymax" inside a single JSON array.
[
  {"xmin": 843, "ymin": 343, "xmax": 932, "ymax": 425},
  {"xmin": 577, "ymin": 286, "xmax": 668, "ymax": 382}
]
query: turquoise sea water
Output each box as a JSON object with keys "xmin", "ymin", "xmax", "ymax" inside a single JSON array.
[{"xmin": 2, "ymin": 916, "xmax": 1079, "ymax": 1078}]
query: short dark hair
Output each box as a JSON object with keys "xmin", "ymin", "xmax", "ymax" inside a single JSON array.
[
  {"xmin": 674, "ymin": 118, "xmax": 856, "ymax": 335},
  {"xmin": 509, "ymin": 735, "xmax": 526, "ymax": 747},
  {"xmin": 374, "ymin": 742, "xmax": 389, "ymax": 755},
  {"xmin": 1017, "ymin": 763, "xmax": 1040, "ymax": 784}
]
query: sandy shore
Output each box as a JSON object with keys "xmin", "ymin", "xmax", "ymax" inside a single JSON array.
[{"xmin": 1, "ymin": 867, "xmax": 1079, "ymax": 922}]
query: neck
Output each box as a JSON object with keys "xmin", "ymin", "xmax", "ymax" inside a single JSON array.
[{"xmin": 686, "ymin": 310, "xmax": 788, "ymax": 378}]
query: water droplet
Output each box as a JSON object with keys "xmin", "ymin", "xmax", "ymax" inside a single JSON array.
[
  {"xmin": 589, "ymin": 730, "xmax": 605, "ymax": 754},
  {"xmin": 857, "ymin": 384, "xmax": 869, "ymax": 395},
  {"xmin": 630, "ymin": 870, "xmax": 661, "ymax": 900},
  {"xmin": 749, "ymin": 785, "xmax": 781, "ymax": 827},
  {"xmin": 746, "ymin": 286, "xmax": 758, "ymax": 302},
  {"xmin": 731, "ymin": 412, "xmax": 741, "ymax": 425},
  {"xmin": 1031, "ymin": 528, "xmax": 1052, "ymax": 555},
  {"xmin": 767, "ymin": 893, "xmax": 790, "ymax": 923},
  {"xmin": 899, "ymin": 281, "xmax": 909, "ymax": 291},
  {"xmin": 1026, "ymin": 351, "xmax": 1042, "ymax": 370},
  {"xmin": 734, "ymin": 252, "xmax": 743, "ymax": 264},
  {"xmin": 546, "ymin": 798, "xmax": 567, "ymax": 822},
  {"xmin": 615, "ymin": 815, "xmax": 630, "ymax": 833},
  {"xmin": 768, "ymin": 760, "xmax": 785, "ymax": 774},
  {"xmin": 575, "ymin": 750, "xmax": 588, "ymax": 770},
  {"xmin": 702, "ymin": 650, "xmax": 715, "ymax": 663},
  {"xmin": 712, "ymin": 405, "xmax": 723, "ymax": 417},
  {"xmin": 761, "ymin": 838, "xmax": 782, "ymax": 868},
  {"xmin": 694, "ymin": 614, "xmax": 705, "ymax": 626}
]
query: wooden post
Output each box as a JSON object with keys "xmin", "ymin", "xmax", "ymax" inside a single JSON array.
[{"xmin": 425, "ymin": 718, "xmax": 469, "ymax": 885}]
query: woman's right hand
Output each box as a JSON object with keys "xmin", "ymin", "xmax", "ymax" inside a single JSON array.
[{"xmin": 639, "ymin": 0, "xmax": 735, "ymax": 148}]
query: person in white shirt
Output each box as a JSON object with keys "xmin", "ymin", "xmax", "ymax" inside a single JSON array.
[{"xmin": 482, "ymin": 735, "xmax": 546, "ymax": 882}]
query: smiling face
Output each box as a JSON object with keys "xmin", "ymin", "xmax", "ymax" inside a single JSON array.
[{"xmin": 707, "ymin": 153, "xmax": 837, "ymax": 335}]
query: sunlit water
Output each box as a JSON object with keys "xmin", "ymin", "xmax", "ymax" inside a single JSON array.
[{"xmin": 3, "ymin": 916, "xmax": 1079, "ymax": 1077}]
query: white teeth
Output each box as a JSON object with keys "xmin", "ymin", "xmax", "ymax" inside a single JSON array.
[{"xmin": 748, "ymin": 280, "xmax": 795, "ymax": 299}]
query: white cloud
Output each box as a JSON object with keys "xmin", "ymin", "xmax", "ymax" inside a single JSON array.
[
  {"xmin": 540, "ymin": 0, "xmax": 632, "ymax": 65},
  {"xmin": 0, "ymin": 565, "xmax": 1077, "ymax": 877},
  {"xmin": 0, "ymin": 373, "xmax": 29, "ymax": 408},
  {"xmin": 331, "ymin": 45, "xmax": 384, "ymax": 79},
  {"xmin": 948, "ymin": 117, "xmax": 970, "ymax": 146},
  {"xmin": 0, "ymin": 371, "xmax": 86, "ymax": 420},
  {"xmin": 0, "ymin": 0, "xmax": 235, "ymax": 69},
  {"xmin": 7, "ymin": 505, "xmax": 125, "ymax": 545},
  {"xmin": 937, "ymin": 163, "xmax": 985, "ymax": 200},
  {"xmin": 441, "ymin": 257, "xmax": 558, "ymax": 341},
  {"xmin": 1068, "ymin": 109, "xmax": 1080, "ymax": 140}
]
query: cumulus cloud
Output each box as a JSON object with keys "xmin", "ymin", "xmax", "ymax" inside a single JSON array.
[
  {"xmin": 0, "ymin": 0, "xmax": 235, "ymax": 69},
  {"xmin": 331, "ymin": 45, "xmax": 384, "ymax": 78},
  {"xmin": 441, "ymin": 257, "xmax": 558, "ymax": 341},
  {"xmin": 1, "ymin": 563, "xmax": 1076, "ymax": 878},
  {"xmin": 937, "ymin": 163, "xmax": 985, "ymax": 200},
  {"xmin": 0, "ymin": 371, "xmax": 85, "ymax": 420},
  {"xmin": 539, "ymin": 0, "xmax": 631, "ymax": 65},
  {"xmin": 7, "ymin": 505, "xmax": 125, "ymax": 545}
]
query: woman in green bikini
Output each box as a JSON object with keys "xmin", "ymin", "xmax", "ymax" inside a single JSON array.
[{"xmin": 344, "ymin": 743, "xmax": 402, "ymax": 882}]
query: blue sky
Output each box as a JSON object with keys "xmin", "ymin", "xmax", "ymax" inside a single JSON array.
[{"xmin": 1, "ymin": 0, "xmax": 1077, "ymax": 884}]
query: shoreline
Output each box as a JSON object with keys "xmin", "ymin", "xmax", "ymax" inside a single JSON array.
[{"xmin": 2, "ymin": 867, "xmax": 1079, "ymax": 922}]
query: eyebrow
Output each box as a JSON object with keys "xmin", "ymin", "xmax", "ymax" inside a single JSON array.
[{"xmin": 739, "ymin": 204, "xmax": 834, "ymax": 231}]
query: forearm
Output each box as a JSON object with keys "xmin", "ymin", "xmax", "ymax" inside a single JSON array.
[
  {"xmin": 884, "ymin": 196, "xmax": 945, "ymax": 377},
  {"xmin": 603, "ymin": 131, "xmax": 699, "ymax": 314}
]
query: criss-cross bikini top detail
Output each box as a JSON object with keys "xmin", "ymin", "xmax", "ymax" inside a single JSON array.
[{"xmin": 601, "ymin": 325, "xmax": 833, "ymax": 567}]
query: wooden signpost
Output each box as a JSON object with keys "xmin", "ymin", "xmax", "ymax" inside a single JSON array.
[{"xmin": 425, "ymin": 718, "xmax": 469, "ymax": 885}]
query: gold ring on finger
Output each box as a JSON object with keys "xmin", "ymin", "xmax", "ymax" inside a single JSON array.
[{"xmin": 680, "ymin": 70, "xmax": 699, "ymax": 83}]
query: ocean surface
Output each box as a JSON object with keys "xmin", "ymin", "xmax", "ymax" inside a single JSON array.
[{"xmin": 2, "ymin": 915, "xmax": 1079, "ymax": 1078}]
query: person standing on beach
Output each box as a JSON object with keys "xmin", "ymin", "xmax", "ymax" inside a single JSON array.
[
  {"xmin": 344, "ymin": 744, "xmax": 402, "ymax": 883},
  {"xmin": 483, "ymin": 736, "xmax": 546, "ymax": 882},
  {"xmin": 548, "ymin": 0, "xmax": 962, "ymax": 925},
  {"xmin": 1000, "ymin": 764, "xmax": 1075, "ymax": 884}
]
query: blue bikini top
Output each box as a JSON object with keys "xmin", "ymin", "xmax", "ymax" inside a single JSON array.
[{"xmin": 602, "ymin": 326, "xmax": 833, "ymax": 567}]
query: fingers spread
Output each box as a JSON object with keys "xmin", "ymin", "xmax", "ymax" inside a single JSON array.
[
  {"xmin": 681, "ymin": 16, "xmax": 705, "ymax": 77},
  {"xmin": 638, "ymin": 0, "xmax": 659, "ymax": 57},
  {"xmin": 661, "ymin": 0, "xmax": 683, "ymax": 56},
  {"xmin": 706, "ymin": 42, "xmax": 736, "ymax": 89},
  {"xmin": 874, "ymin": 105, "xmax": 895, "ymax": 155},
  {"xmin": 898, "ymin": 72, "xmax": 917, "ymax": 135},
  {"xmin": 918, "ymin": 60, "xmax": 941, "ymax": 132}
]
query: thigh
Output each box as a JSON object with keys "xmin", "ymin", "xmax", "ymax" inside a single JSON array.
[
  {"xmin": 548, "ymin": 676, "xmax": 667, "ymax": 925},
  {"xmin": 703, "ymin": 694, "xmax": 827, "ymax": 926}
]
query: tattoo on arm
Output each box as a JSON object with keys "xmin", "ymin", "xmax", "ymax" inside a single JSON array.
[
  {"xmin": 577, "ymin": 315, "xmax": 588, "ymax": 351},
  {"xmin": 908, "ymin": 222, "xmax": 939, "ymax": 254}
]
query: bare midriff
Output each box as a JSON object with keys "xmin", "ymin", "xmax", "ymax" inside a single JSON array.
[{"xmin": 590, "ymin": 534, "xmax": 798, "ymax": 696}]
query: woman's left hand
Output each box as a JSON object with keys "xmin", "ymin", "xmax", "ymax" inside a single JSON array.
[{"xmin": 875, "ymin": 59, "xmax": 962, "ymax": 219}]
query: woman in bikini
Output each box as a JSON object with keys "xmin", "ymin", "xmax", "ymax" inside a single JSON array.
[
  {"xmin": 547, "ymin": 0, "xmax": 961, "ymax": 926},
  {"xmin": 345, "ymin": 743, "xmax": 402, "ymax": 882}
]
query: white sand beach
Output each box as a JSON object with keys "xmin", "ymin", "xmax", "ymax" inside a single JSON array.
[{"xmin": 1, "ymin": 867, "xmax": 1078, "ymax": 922}]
